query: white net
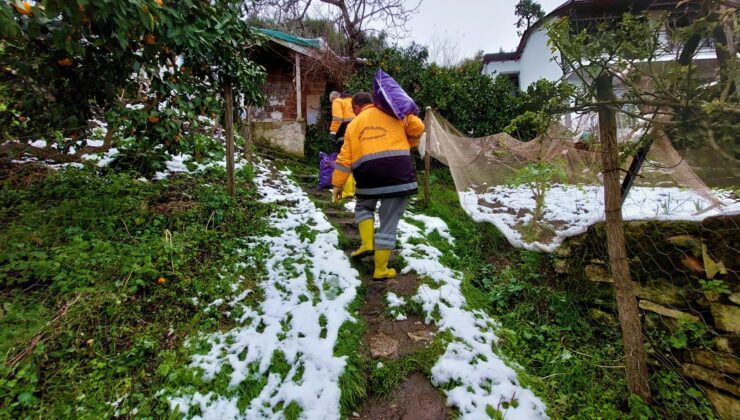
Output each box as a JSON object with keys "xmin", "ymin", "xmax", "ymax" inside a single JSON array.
[{"xmin": 420, "ymin": 110, "xmax": 740, "ymax": 252}]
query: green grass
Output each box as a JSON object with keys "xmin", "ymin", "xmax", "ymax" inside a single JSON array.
[
  {"xmin": 334, "ymin": 292, "xmax": 368, "ymax": 416},
  {"xmin": 0, "ymin": 163, "xmax": 272, "ymax": 417}
]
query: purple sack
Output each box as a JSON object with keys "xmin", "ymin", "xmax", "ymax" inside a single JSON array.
[
  {"xmin": 318, "ymin": 151, "xmax": 337, "ymax": 190},
  {"xmin": 373, "ymin": 69, "xmax": 419, "ymax": 120}
]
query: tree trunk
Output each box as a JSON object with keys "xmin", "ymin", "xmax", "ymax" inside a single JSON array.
[
  {"xmin": 595, "ymin": 73, "xmax": 652, "ymax": 402},
  {"xmin": 224, "ymin": 81, "xmax": 236, "ymax": 198}
]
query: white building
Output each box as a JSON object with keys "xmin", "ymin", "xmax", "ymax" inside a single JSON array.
[
  {"xmin": 482, "ymin": 0, "xmax": 718, "ymax": 133},
  {"xmin": 482, "ymin": 0, "xmax": 717, "ymax": 92}
]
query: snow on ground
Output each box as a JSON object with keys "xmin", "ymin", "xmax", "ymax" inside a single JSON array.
[
  {"xmin": 346, "ymin": 197, "xmax": 546, "ymax": 417},
  {"xmin": 394, "ymin": 214, "xmax": 548, "ymax": 420},
  {"xmin": 461, "ymin": 184, "xmax": 740, "ymax": 252},
  {"xmin": 385, "ymin": 292, "xmax": 405, "ymax": 308},
  {"xmin": 406, "ymin": 214, "xmax": 455, "ymax": 245},
  {"xmin": 81, "ymin": 147, "xmax": 119, "ymax": 167},
  {"xmin": 168, "ymin": 160, "xmax": 361, "ymax": 419},
  {"xmin": 152, "ymin": 153, "xmax": 248, "ymax": 180}
]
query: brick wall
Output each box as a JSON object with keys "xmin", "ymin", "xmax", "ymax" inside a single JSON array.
[{"xmin": 254, "ymin": 59, "xmax": 327, "ymax": 123}]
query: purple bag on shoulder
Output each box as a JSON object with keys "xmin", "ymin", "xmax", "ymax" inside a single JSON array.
[
  {"xmin": 318, "ymin": 151, "xmax": 337, "ymax": 190},
  {"xmin": 373, "ymin": 69, "xmax": 419, "ymax": 120}
]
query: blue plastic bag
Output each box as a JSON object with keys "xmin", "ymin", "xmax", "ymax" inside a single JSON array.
[
  {"xmin": 373, "ymin": 69, "xmax": 419, "ymax": 120},
  {"xmin": 318, "ymin": 151, "xmax": 337, "ymax": 189}
]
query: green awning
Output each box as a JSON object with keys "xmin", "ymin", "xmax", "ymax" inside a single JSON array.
[{"xmin": 254, "ymin": 28, "xmax": 322, "ymax": 49}]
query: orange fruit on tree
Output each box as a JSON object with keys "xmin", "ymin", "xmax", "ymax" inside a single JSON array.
[
  {"xmin": 14, "ymin": 1, "xmax": 32, "ymax": 16},
  {"xmin": 147, "ymin": 115, "xmax": 160, "ymax": 123},
  {"xmin": 145, "ymin": 34, "xmax": 157, "ymax": 45},
  {"xmin": 156, "ymin": 276, "xmax": 167, "ymax": 285},
  {"xmin": 57, "ymin": 58, "xmax": 74, "ymax": 67},
  {"xmin": 155, "ymin": 0, "xmax": 164, "ymax": 7}
]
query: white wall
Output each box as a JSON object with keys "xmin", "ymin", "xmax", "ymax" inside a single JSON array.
[
  {"xmin": 518, "ymin": 28, "xmax": 563, "ymax": 88},
  {"xmin": 483, "ymin": 27, "xmax": 562, "ymax": 90},
  {"xmin": 483, "ymin": 60, "xmax": 521, "ymax": 79}
]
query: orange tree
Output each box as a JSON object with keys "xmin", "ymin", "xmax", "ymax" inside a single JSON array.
[{"xmin": 0, "ymin": 0, "xmax": 265, "ymax": 155}]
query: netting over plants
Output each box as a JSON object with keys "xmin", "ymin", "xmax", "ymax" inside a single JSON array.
[{"xmin": 420, "ymin": 110, "xmax": 740, "ymax": 252}]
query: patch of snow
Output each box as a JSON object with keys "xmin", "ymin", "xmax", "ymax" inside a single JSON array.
[
  {"xmin": 81, "ymin": 147, "xmax": 119, "ymax": 168},
  {"xmin": 168, "ymin": 160, "xmax": 361, "ymax": 419},
  {"xmin": 407, "ymin": 214, "xmax": 455, "ymax": 245},
  {"xmin": 461, "ymin": 185, "xmax": 740, "ymax": 252},
  {"xmin": 343, "ymin": 200, "xmax": 355, "ymax": 213},
  {"xmin": 29, "ymin": 140, "xmax": 47, "ymax": 148},
  {"xmin": 386, "ymin": 292, "xmax": 406, "ymax": 308},
  {"xmin": 397, "ymin": 214, "xmax": 548, "ymax": 419},
  {"xmin": 395, "ymin": 313, "xmax": 407, "ymax": 321},
  {"xmin": 86, "ymin": 139, "xmax": 105, "ymax": 147}
]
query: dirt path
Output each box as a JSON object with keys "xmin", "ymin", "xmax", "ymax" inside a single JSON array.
[{"xmin": 299, "ymin": 177, "xmax": 452, "ymax": 419}]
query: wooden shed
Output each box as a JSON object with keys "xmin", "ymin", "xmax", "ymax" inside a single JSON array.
[{"xmin": 250, "ymin": 28, "xmax": 342, "ymax": 156}]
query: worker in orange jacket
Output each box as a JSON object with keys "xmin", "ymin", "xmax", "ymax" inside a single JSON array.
[
  {"xmin": 329, "ymin": 91, "xmax": 356, "ymax": 198},
  {"xmin": 329, "ymin": 91, "xmax": 355, "ymax": 148},
  {"xmin": 332, "ymin": 92, "xmax": 424, "ymax": 280}
]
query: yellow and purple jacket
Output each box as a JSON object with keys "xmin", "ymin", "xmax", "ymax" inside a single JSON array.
[
  {"xmin": 329, "ymin": 96, "xmax": 355, "ymax": 136},
  {"xmin": 332, "ymin": 104, "xmax": 424, "ymax": 198}
]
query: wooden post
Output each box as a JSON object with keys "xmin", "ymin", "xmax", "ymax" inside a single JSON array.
[
  {"xmin": 242, "ymin": 106, "xmax": 253, "ymax": 161},
  {"xmin": 423, "ymin": 107, "xmax": 432, "ymax": 208},
  {"xmin": 295, "ymin": 52, "xmax": 302, "ymax": 120},
  {"xmin": 596, "ymin": 73, "xmax": 651, "ymax": 402},
  {"xmin": 224, "ymin": 80, "xmax": 236, "ymax": 198}
]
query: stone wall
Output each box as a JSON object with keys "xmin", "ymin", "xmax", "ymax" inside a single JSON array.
[
  {"xmin": 249, "ymin": 51, "xmax": 329, "ymax": 157},
  {"xmin": 252, "ymin": 120, "xmax": 305, "ymax": 157},
  {"xmin": 556, "ymin": 215, "xmax": 739, "ymax": 419}
]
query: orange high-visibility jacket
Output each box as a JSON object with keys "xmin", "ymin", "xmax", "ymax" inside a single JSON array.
[
  {"xmin": 332, "ymin": 104, "xmax": 424, "ymax": 198},
  {"xmin": 330, "ymin": 96, "xmax": 355, "ymax": 135}
]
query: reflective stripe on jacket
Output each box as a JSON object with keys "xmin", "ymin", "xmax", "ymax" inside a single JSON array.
[
  {"xmin": 330, "ymin": 96, "xmax": 355, "ymax": 134},
  {"xmin": 332, "ymin": 104, "xmax": 424, "ymax": 198}
]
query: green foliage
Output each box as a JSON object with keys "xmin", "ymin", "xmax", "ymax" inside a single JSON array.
[
  {"xmin": 545, "ymin": 6, "xmax": 738, "ymax": 155},
  {"xmin": 515, "ymin": 0, "xmax": 546, "ymax": 33},
  {"xmin": 698, "ymin": 279, "xmax": 731, "ymax": 296},
  {"xmin": 419, "ymin": 67, "xmax": 520, "ymax": 137},
  {"xmin": 334, "ymin": 296, "xmax": 367, "ymax": 416},
  {"xmin": 303, "ymin": 122, "xmax": 336, "ymax": 166},
  {"xmin": 0, "ymin": 0, "xmax": 265, "ymax": 150},
  {"xmin": 347, "ymin": 43, "xmax": 428, "ymax": 96},
  {"xmin": 0, "ymin": 163, "xmax": 270, "ymax": 416},
  {"xmin": 510, "ymin": 161, "xmax": 567, "ymax": 231},
  {"xmin": 345, "ymin": 43, "xmax": 523, "ymax": 137},
  {"xmin": 506, "ymin": 79, "xmax": 575, "ymax": 140}
]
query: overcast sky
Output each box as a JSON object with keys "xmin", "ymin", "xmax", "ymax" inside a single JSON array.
[{"xmin": 398, "ymin": 0, "xmax": 566, "ymax": 64}]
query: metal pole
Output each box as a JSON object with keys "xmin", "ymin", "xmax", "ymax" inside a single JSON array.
[{"xmin": 620, "ymin": 139, "xmax": 653, "ymax": 205}]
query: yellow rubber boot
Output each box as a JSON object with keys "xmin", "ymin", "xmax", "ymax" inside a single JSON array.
[
  {"xmin": 373, "ymin": 249, "xmax": 397, "ymax": 280},
  {"xmin": 351, "ymin": 219, "xmax": 374, "ymax": 258},
  {"xmin": 342, "ymin": 174, "xmax": 356, "ymax": 198}
]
